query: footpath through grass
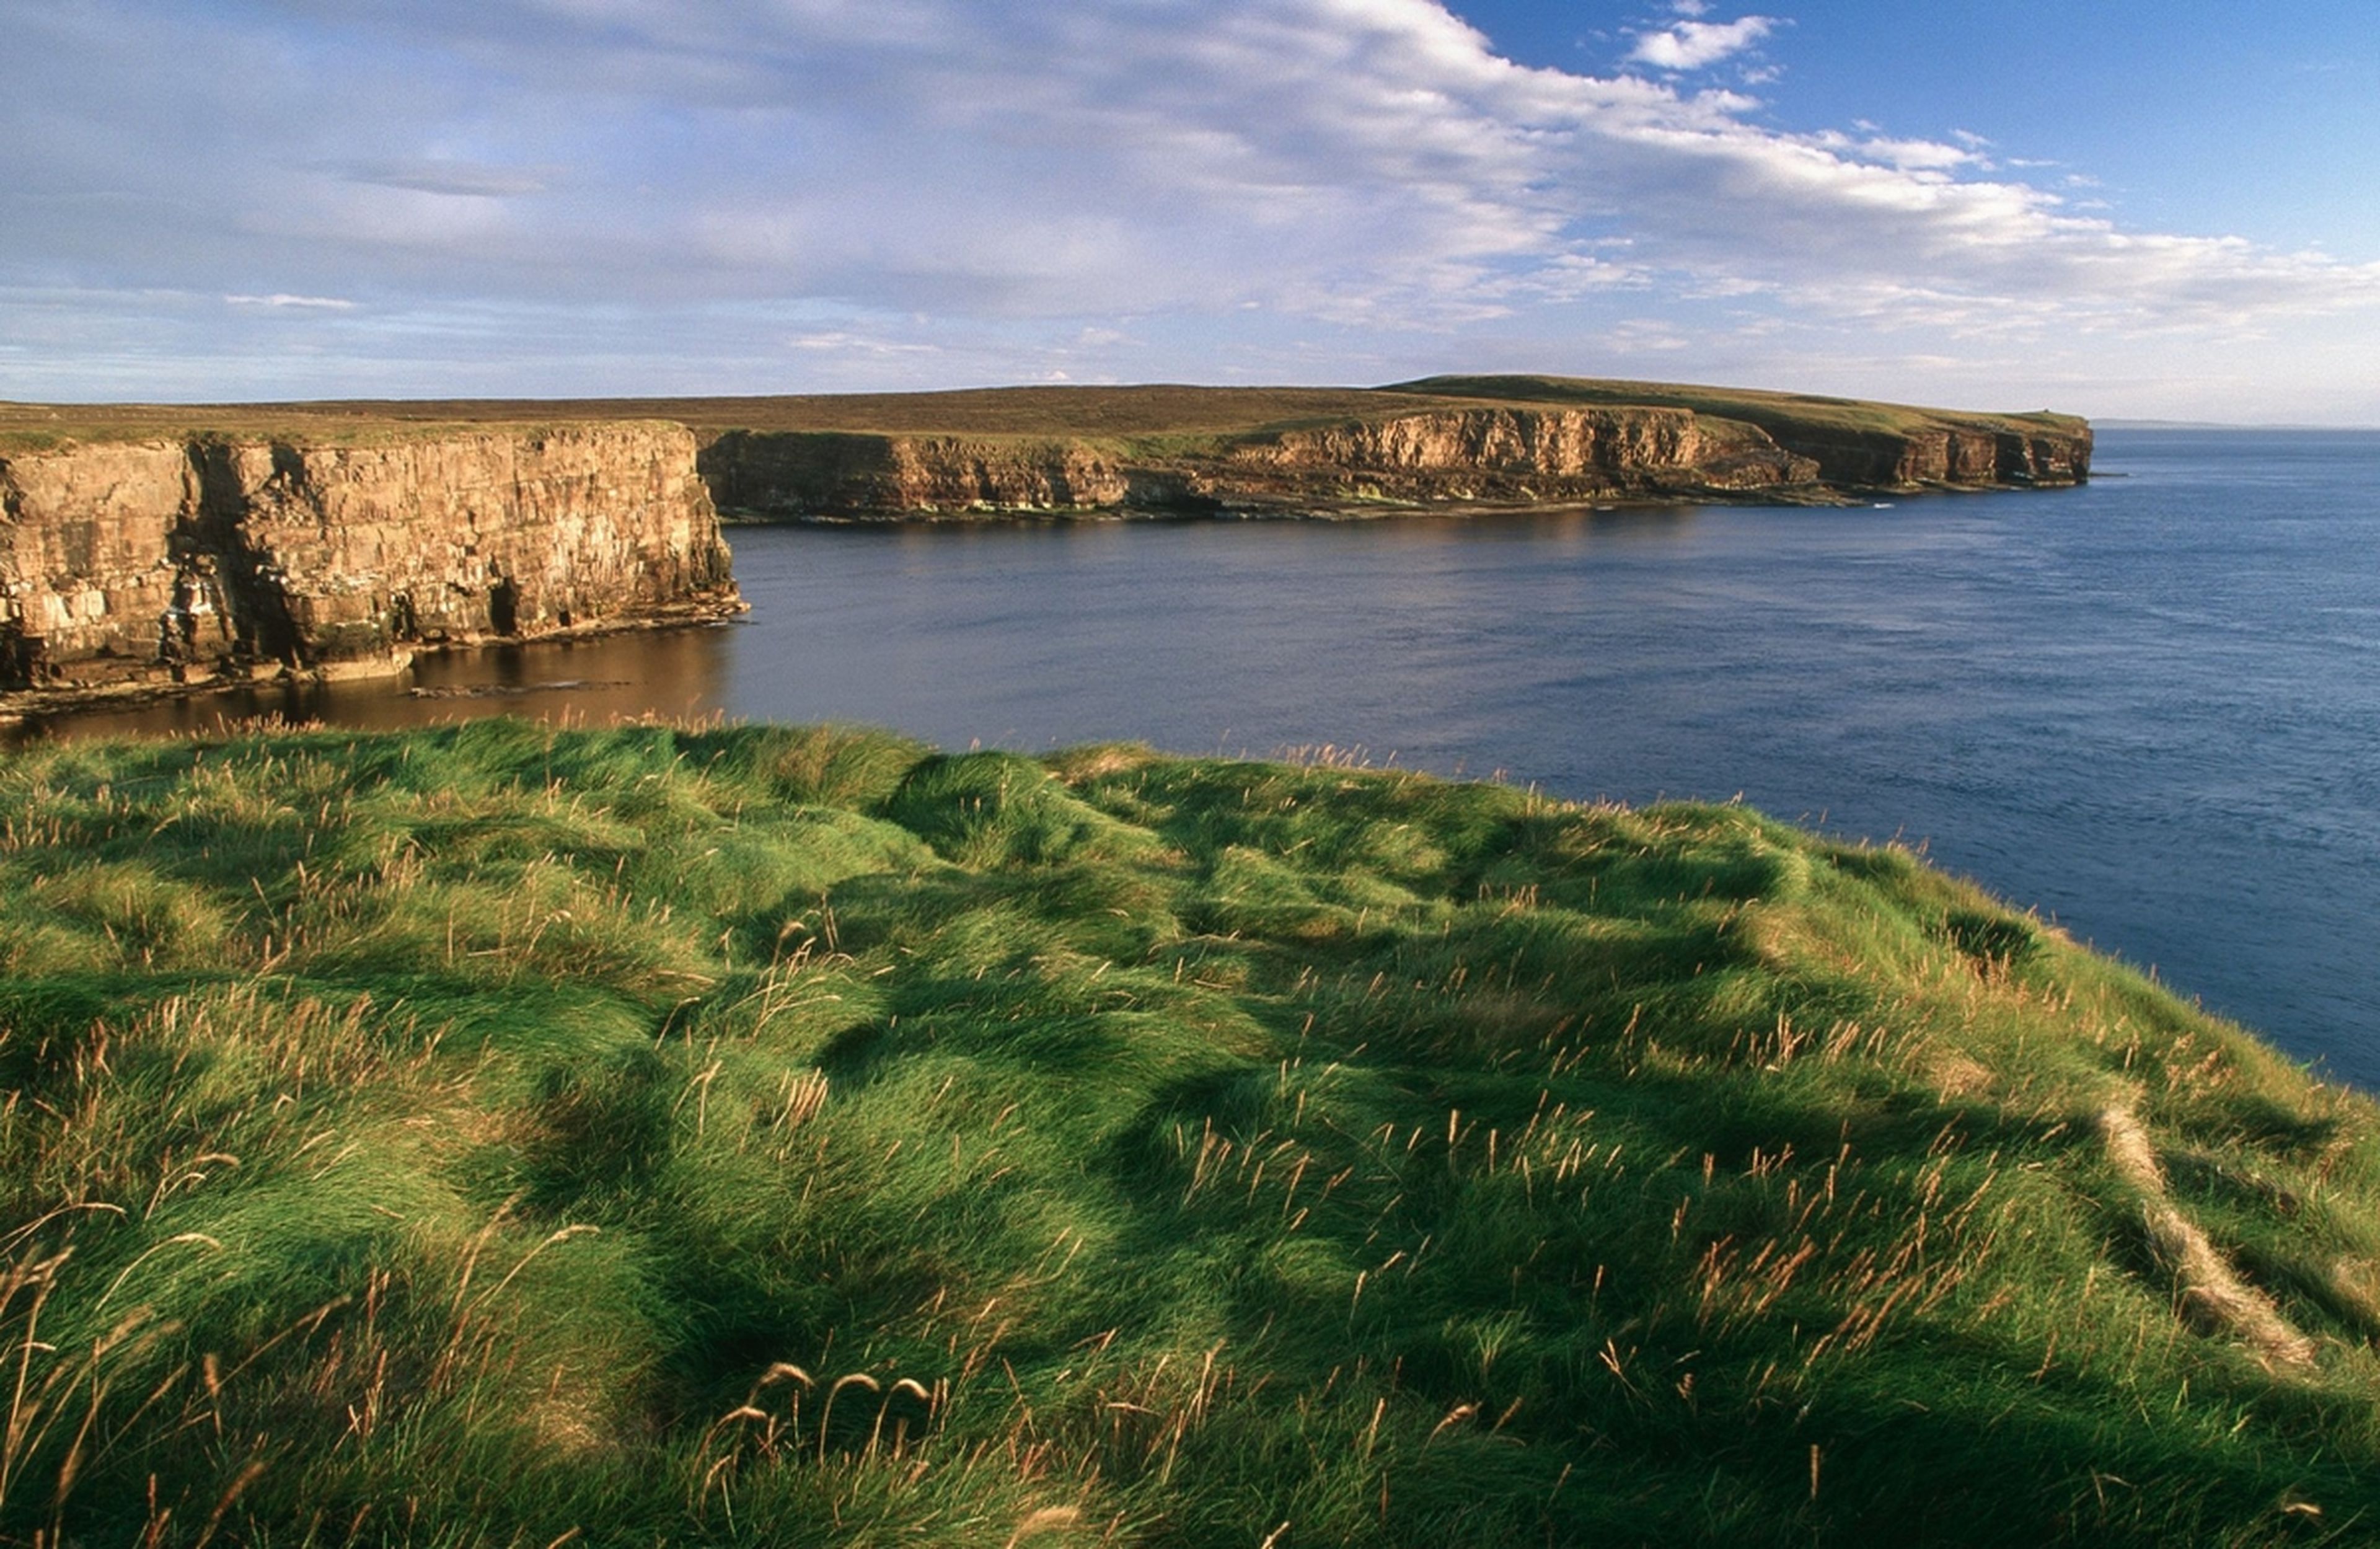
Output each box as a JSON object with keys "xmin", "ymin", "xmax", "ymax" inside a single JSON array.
[{"xmin": 2, "ymin": 721, "xmax": 2376, "ymax": 1546}]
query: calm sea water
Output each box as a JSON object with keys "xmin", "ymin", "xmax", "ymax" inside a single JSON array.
[{"xmin": 22, "ymin": 430, "xmax": 2380, "ymax": 1083}]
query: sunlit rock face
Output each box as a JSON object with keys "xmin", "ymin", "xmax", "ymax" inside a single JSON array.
[
  {"xmin": 701, "ymin": 430, "xmax": 1133, "ymax": 516},
  {"xmin": 697, "ymin": 402, "xmax": 2085, "ymax": 519},
  {"xmin": 1, "ymin": 425, "xmax": 741, "ymax": 704}
]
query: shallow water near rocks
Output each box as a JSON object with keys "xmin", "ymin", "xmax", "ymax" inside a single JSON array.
[{"xmin": 21, "ymin": 430, "xmax": 2379, "ymax": 1084}]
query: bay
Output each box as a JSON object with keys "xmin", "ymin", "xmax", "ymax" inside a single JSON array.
[{"xmin": 20, "ymin": 430, "xmax": 2379, "ymax": 1083}]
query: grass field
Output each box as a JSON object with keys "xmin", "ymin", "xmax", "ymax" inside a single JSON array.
[
  {"xmin": 0, "ymin": 387, "xmax": 1489, "ymax": 451},
  {"xmin": 1, "ymin": 719, "xmax": 2365, "ymax": 1546},
  {"xmin": 1385, "ymin": 375, "xmax": 2089, "ymax": 444},
  {"xmin": 0, "ymin": 377, "xmax": 2079, "ymax": 452}
]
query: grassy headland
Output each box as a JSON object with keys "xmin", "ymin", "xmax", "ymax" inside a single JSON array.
[
  {"xmin": 0, "ymin": 388, "xmax": 1458, "ymax": 452},
  {"xmin": 0, "ymin": 381, "xmax": 2078, "ymax": 447},
  {"xmin": 1385, "ymin": 374, "xmax": 2089, "ymax": 448},
  {"xmin": 0, "ymin": 376, "xmax": 2087, "ymax": 495},
  {"xmin": 3, "ymin": 720, "xmax": 2364, "ymax": 1545}
]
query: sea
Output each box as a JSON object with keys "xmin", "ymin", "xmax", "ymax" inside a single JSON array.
[{"xmin": 18, "ymin": 430, "xmax": 2379, "ymax": 1085}]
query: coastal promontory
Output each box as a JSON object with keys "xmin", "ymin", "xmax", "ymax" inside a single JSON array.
[{"xmin": 2, "ymin": 377, "xmax": 2089, "ymax": 713}]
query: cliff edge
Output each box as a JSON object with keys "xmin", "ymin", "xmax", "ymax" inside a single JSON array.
[
  {"xmin": 684, "ymin": 377, "xmax": 2088, "ymax": 519},
  {"xmin": 1, "ymin": 422, "xmax": 742, "ymax": 712}
]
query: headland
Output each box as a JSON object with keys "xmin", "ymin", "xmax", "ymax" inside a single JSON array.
[{"xmin": 1, "ymin": 376, "xmax": 2090, "ymax": 715}]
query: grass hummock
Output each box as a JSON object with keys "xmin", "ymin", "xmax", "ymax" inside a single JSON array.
[{"xmin": 2, "ymin": 720, "xmax": 2373, "ymax": 1545}]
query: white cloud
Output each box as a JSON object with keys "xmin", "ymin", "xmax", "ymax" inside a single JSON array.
[
  {"xmin": 337, "ymin": 159, "xmax": 553, "ymax": 198},
  {"xmin": 788, "ymin": 330, "xmax": 940, "ymax": 356},
  {"xmin": 1606, "ymin": 318, "xmax": 1691, "ymax": 352},
  {"xmin": 1, "ymin": 0, "xmax": 2376, "ymax": 417},
  {"xmin": 226, "ymin": 293, "xmax": 358, "ymax": 309},
  {"xmin": 1628, "ymin": 15, "xmax": 1775, "ymax": 71}
]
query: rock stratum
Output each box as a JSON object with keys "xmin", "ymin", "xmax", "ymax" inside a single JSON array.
[
  {"xmin": 1, "ymin": 423, "xmax": 742, "ymax": 711},
  {"xmin": 692, "ymin": 378, "xmax": 2090, "ymax": 519},
  {"xmin": 1, "ymin": 376, "xmax": 2090, "ymax": 713},
  {"xmin": 699, "ymin": 405, "xmax": 1825, "ymax": 516}
]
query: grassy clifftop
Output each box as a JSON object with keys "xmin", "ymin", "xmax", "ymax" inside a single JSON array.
[
  {"xmin": 0, "ymin": 389, "xmax": 1457, "ymax": 451},
  {"xmin": 2, "ymin": 721, "xmax": 2358, "ymax": 1545},
  {"xmin": 1387, "ymin": 374, "xmax": 2087, "ymax": 443},
  {"xmin": 0, "ymin": 379, "xmax": 2081, "ymax": 445},
  {"xmin": 4, "ymin": 379, "xmax": 2088, "ymax": 526}
]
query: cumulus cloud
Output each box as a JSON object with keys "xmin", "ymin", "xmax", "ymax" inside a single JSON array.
[
  {"xmin": 225, "ymin": 293, "xmax": 358, "ymax": 309},
  {"xmin": 337, "ymin": 159, "xmax": 553, "ymax": 198},
  {"xmin": 788, "ymin": 330, "xmax": 941, "ymax": 356},
  {"xmin": 1, "ymin": 0, "xmax": 2376, "ymax": 410},
  {"xmin": 1628, "ymin": 15, "xmax": 1776, "ymax": 71}
]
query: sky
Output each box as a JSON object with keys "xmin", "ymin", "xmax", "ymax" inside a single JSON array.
[{"xmin": 4, "ymin": 0, "xmax": 2378, "ymax": 421}]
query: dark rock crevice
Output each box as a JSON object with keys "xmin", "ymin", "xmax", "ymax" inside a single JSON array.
[{"xmin": 182, "ymin": 438, "xmax": 306, "ymax": 671}]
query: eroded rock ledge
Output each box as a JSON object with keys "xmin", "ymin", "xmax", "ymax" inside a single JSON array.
[
  {"xmin": 697, "ymin": 393, "xmax": 2090, "ymax": 521},
  {"xmin": 1, "ymin": 423, "xmax": 741, "ymax": 712}
]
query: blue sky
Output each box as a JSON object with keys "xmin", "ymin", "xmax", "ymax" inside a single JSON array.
[{"xmin": 5, "ymin": 0, "xmax": 2377, "ymax": 421}]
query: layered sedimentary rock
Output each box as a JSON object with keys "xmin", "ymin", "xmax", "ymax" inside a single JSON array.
[
  {"xmin": 1375, "ymin": 376, "xmax": 2094, "ymax": 500},
  {"xmin": 702, "ymin": 431, "xmax": 1132, "ymax": 516},
  {"xmin": 1220, "ymin": 407, "xmax": 1819, "ymax": 500},
  {"xmin": 699, "ymin": 405, "xmax": 1833, "ymax": 519},
  {"xmin": 2, "ymin": 424, "xmax": 741, "ymax": 706},
  {"xmin": 1766, "ymin": 425, "xmax": 2094, "ymax": 487}
]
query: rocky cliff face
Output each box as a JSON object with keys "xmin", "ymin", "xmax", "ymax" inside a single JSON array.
[
  {"xmin": 2, "ymin": 425, "xmax": 740, "ymax": 705},
  {"xmin": 699, "ymin": 406, "xmax": 1828, "ymax": 518},
  {"xmin": 702, "ymin": 431, "xmax": 1132, "ymax": 516},
  {"xmin": 1223, "ymin": 408, "xmax": 1820, "ymax": 499},
  {"xmin": 1232, "ymin": 406, "xmax": 1701, "ymax": 475},
  {"xmin": 1772, "ymin": 425, "xmax": 2092, "ymax": 488},
  {"xmin": 1375, "ymin": 376, "xmax": 2094, "ymax": 496}
]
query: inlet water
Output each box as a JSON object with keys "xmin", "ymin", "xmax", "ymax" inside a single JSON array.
[{"xmin": 25, "ymin": 430, "xmax": 2380, "ymax": 1083}]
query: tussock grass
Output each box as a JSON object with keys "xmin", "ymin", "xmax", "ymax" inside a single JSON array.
[{"xmin": 2, "ymin": 720, "xmax": 2375, "ymax": 1545}]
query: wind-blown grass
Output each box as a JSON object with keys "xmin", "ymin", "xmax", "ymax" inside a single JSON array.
[{"xmin": 2, "ymin": 720, "xmax": 2374, "ymax": 1545}]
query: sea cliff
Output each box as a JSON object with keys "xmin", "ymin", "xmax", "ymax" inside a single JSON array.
[
  {"xmin": 701, "ymin": 430, "xmax": 1136, "ymax": 516},
  {"xmin": 1, "ymin": 423, "xmax": 742, "ymax": 710},
  {"xmin": 692, "ymin": 384, "xmax": 2087, "ymax": 519},
  {"xmin": 2, "ymin": 376, "xmax": 2092, "ymax": 715}
]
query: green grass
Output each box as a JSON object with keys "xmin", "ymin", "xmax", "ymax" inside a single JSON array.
[
  {"xmin": 0, "ymin": 412, "xmax": 695, "ymax": 454},
  {"xmin": 1388, "ymin": 374, "xmax": 2089, "ymax": 441},
  {"xmin": 1, "ymin": 377, "xmax": 2079, "ymax": 452},
  {"xmin": 2, "ymin": 721, "xmax": 2369, "ymax": 1546},
  {"xmin": 0, "ymin": 389, "xmax": 1480, "ymax": 451}
]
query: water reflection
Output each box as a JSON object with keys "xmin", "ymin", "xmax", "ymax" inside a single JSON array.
[{"xmin": 5, "ymin": 624, "xmax": 736, "ymax": 746}]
